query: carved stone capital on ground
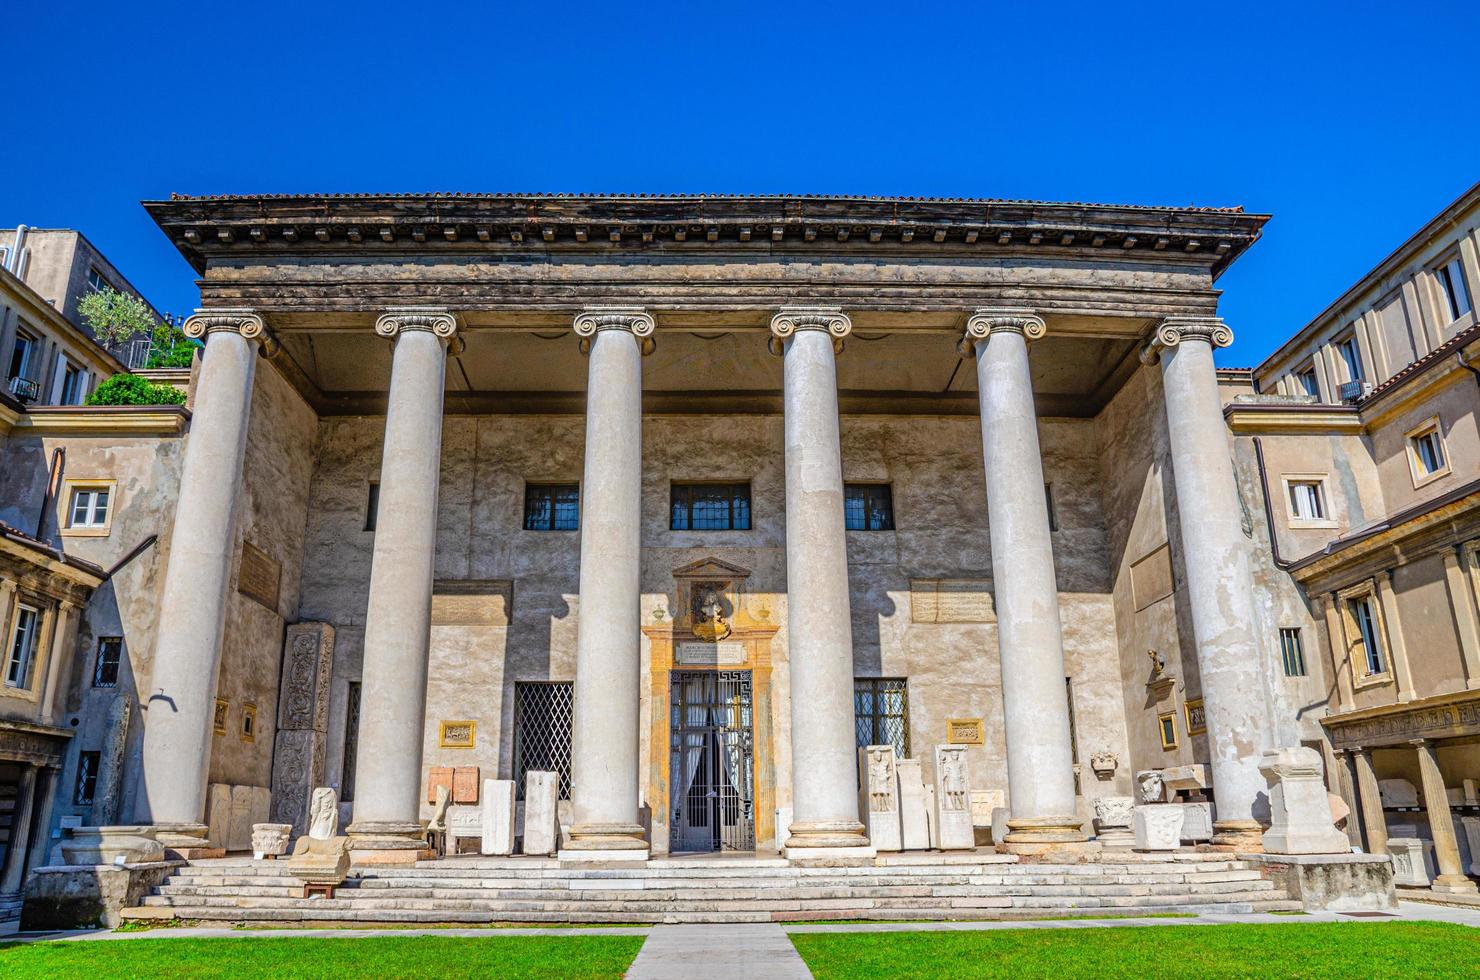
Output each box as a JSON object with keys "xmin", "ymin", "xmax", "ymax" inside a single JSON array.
[
  {"xmin": 573, "ymin": 307, "xmax": 655, "ymax": 355},
  {"xmin": 957, "ymin": 307, "xmax": 1046, "ymax": 356},
  {"xmin": 768, "ymin": 307, "xmax": 852, "ymax": 355},
  {"xmin": 374, "ymin": 306, "xmax": 464, "ymax": 355},
  {"xmin": 1140, "ymin": 316, "xmax": 1234, "ymax": 364},
  {"xmin": 182, "ymin": 308, "xmax": 279, "ymax": 357}
]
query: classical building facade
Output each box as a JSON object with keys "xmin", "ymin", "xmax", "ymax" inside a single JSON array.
[{"xmin": 5, "ymin": 189, "xmax": 1474, "ymax": 899}]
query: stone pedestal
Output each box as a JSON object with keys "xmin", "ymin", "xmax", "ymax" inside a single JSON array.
[
  {"xmin": 270, "ymin": 623, "xmax": 334, "ymax": 836},
  {"xmin": 252, "ymin": 823, "xmax": 292, "ymax": 860},
  {"xmin": 858, "ymin": 746, "xmax": 902, "ymax": 852},
  {"xmin": 1260, "ymin": 747, "xmax": 1349, "ymax": 855},
  {"xmin": 446, "ymin": 806, "xmax": 482, "ymax": 854},
  {"xmin": 22, "ymin": 861, "xmax": 180, "ymax": 930},
  {"xmin": 1388, "ymin": 837, "xmax": 1436, "ymax": 887},
  {"xmin": 523, "ymin": 771, "xmax": 561, "ymax": 856},
  {"xmin": 1460, "ymin": 816, "xmax": 1480, "ymax": 876},
  {"xmin": 1093, "ymin": 797, "xmax": 1136, "ymax": 849},
  {"xmin": 1181, "ymin": 802, "xmax": 1216, "ymax": 843},
  {"xmin": 896, "ymin": 759, "xmax": 931, "ymax": 851},
  {"xmin": 1133, "ymin": 804, "xmax": 1184, "ymax": 851},
  {"xmin": 933, "ymin": 745, "xmax": 975, "ymax": 850},
  {"xmin": 1238, "ymin": 852, "xmax": 1397, "ymax": 912},
  {"xmin": 481, "ymin": 779, "xmax": 516, "ymax": 856},
  {"xmin": 287, "ymin": 788, "xmax": 350, "ymax": 887}
]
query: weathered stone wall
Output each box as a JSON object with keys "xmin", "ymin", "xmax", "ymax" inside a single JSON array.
[{"xmin": 300, "ymin": 410, "xmax": 1134, "ymax": 825}]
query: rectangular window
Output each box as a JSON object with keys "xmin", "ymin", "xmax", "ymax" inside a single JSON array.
[
  {"xmin": 854, "ymin": 678, "xmax": 910, "ymax": 758},
  {"xmin": 1287, "ymin": 480, "xmax": 1326, "ymax": 521},
  {"xmin": 5, "ymin": 604, "xmax": 41, "ymax": 689},
  {"xmin": 1348, "ymin": 595, "xmax": 1386, "ymax": 675},
  {"xmin": 93, "ymin": 636, "xmax": 123, "ymax": 687},
  {"xmin": 523, "ymin": 483, "xmax": 580, "ymax": 531},
  {"xmin": 1295, "ymin": 367, "xmax": 1320, "ymax": 397},
  {"xmin": 69, "ymin": 487, "xmax": 110, "ymax": 528},
  {"xmin": 8, "ymin": 330, "xmax": 35, "ymax": 380},
  {"xmin": 341, "ymin": 682, "xmax": 361, "ymax": 803},
  {"xmin": 1279, "ymin": 627, "xmax": 1307, "ymax": 677},
  {"xmin": 1337, "ymin": 335, "xmax": 1364, "ymax": 383},
  {"xmin": 670, "ymin": 482, "xmax": 751, "ymax": 531},
  {"xmin": 1436, "ymin": 257, "xmax": 1473, "ymax": 321},
  {"xmin": 58, "ymin": 361, "xmax": 85, "ymax": 405},
  {"xmin": 1412, "ymin": 428, "xmax": 1445, "ymax": 475},
  {"xmin": 513, "ymin": 681, "xmax": 574, "ymax": 800},
  {"xmin": 844, "ymin": 483, "xmax": 895, "ymax": 531},
  {"xmin": 86, "ymin": 267, "xmax": 109, "ymax": 293},
  {"xmin": 364, "ymin": 482, "xmax": 379, "ymax": 532},
  {"xmin": 75, "ymin": 750, "xmax": 101, "ymax": 805}
]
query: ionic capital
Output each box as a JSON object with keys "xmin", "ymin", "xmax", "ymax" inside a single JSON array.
[
  {"xmin": 768, "ymin": 307, "xmax": 852, "ymax": 355},
  {"xmin": 573, "ymin": 307, "xmax": 655, "ymax": 355},
  {"xmin": 375, "ymin": 307, "xmax": 464, "ymax": 355},
  {"xmin": 958, "ymin": 308, "xmax": 1045, "ymax": 356},
  {"xmin": 182, "ymin": 309, "xmax": 278, "ymax": 357},
  {"xmin": 1140, "ymin": 316, "xmax": 1233, "ymax": 364}
]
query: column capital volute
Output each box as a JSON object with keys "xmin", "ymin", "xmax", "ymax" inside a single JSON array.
[
  {"xmin": 768, "ymin": 307, "xmax": 852, "ymax": 355},
  {"xmin": 1140, "ymin": 316, "xmax": 1234, "ymax": 364},
  {"xmin": 957, "ymin": 308, "xmax": 1046, "ymax": 356},
  {"xmin": 573, "ymin": 307, "xmax": 655, "ymax": 355},
  {"xmin": 182, "ymin": 308, "xmax": 279, "ymax": 357},
  {"xmin": 374, "ymin": 307, "xmax": 464, "ymax": 354}
]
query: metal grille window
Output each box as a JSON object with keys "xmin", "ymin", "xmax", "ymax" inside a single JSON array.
[
  {"xmin": 94, "ymin": 637, "xmax": 123, "ymax": 687},
  {"xmin": 1279, "ymin": 628, "xmax": 1308, "ymax": 677},
  {"xmin": 844, "ymin": 484, "xmax": 894, "ymax": 531},
  {"xmin": 670, "ymin": 482, "xmax": 750, "ymax": 531},
  {"xmin": 341, "ymin": 682, "xmax": 361, "ymax": 803},
  {"xmin": 523, "ymin": 484, "xmax": 580, "ymax": 531},
  {"xmin": 75, "ymin": 750, "xmax": 100, "ymax": 805},
  {"xmin": 513, "ymin": 682, "xmax": 574, "ymax": 800},
  {"xmin": 854, "ymin": 678, "xmax": 909, "ymax": 757}
]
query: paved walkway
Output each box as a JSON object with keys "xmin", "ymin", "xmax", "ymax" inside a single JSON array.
[{"xmin": 625, "ymin": 923, "xmax": 810, "ymax": 979}]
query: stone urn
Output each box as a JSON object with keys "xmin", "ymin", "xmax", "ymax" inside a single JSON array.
[{"xmin": 61, "ymin": 825, "xmax": 166, "ymax": 865}]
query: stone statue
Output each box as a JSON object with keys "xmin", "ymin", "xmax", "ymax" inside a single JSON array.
[
  {"xmin": 940, "ymin": 748, "xmax": 968, "ymax": 811},
  {"xmin": 869, "ymin": 750, "xmax": 893, "ymax": 813},
  {"xmin": 1136, "ymin": 769, "xmax": 1166, "ymax": 804},
  {"xmin": 308, "ymin": 787, "xmax": 338, "ymax": 840},
  {"xmin": 691, "ymin": 584, "xmax": 732, "ymax": 641}
]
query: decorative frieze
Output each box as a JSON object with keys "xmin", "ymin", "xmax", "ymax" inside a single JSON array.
[{"xmin": 1323, "ymin": 689, "xmax": 1480, "ymax": 749}]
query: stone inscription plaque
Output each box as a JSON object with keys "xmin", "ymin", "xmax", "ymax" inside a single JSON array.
[
  {"xmin": 947, "ymin": 718, "xmax": 984, "ymax": 745},
  {"xmin": 676, "ymin": 640, "xmax": 746, "ymax": 666},
  {"xmin": 439, "ymin": 720, "xmax": 476, "ymax": 748},
  {"xmin": 432, "ymin": 580, "xmax": 512, "ymax": 627},
  {"xmin": 1130, "ymin": 543, "xmax": 1174, "ymax": 611},
  {"xmin": 238, "ymin": 541, "xmax": 281, "ymax": 611},
  {"xmin": 910, "ymin": 580, "xmax": 994, "ymax": 623}
]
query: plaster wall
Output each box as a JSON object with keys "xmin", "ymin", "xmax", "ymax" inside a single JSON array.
[
  {"xmin": 1390, "ymin": 555, "xmax": 1469, "ymax": 698},
  {"xmin": 1368, "ymin": 374, "xmax": 1480, "ymax": 516}
]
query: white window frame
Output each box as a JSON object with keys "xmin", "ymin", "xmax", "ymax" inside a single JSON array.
[
  {"xmin": 5, "ymin": 602, "xmax": 43, "ymax": 693},
  {"xmin": 1294, "ymin": 366, "xmax": 1320, "ymax": 398},
  {"xmin": 1337, "ymin": 581, "xmax": 1391, "ymax": 689},
  {"xmin": 61, "ymin": 479, "xmax": 116, "ymax": 537},
  {"xmin": 1336, "ymin": 333, "xmax": 1365, "ymax": 383},
  {"xmin": 1282, "ymin": 474, "xmax": 1337, "ymax": 529},
  {"xmin": 8, "ymin": 328, "xmax": 36, "ymax": 381},
  {"xmin": 1432, "ymin": 254, "xmax": 1473, "ymax": 326},
  {"xmin": 1404, "ymin": 415, "xmax": 1451, "ymax": 488}
]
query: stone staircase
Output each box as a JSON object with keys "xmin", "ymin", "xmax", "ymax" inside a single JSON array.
[{"xmin": 128, "ymin": 851, "xmax": 1300, "ymax": 924}]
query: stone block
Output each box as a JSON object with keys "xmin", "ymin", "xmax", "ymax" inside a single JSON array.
[
  {"xmin": 446, "ymin": 804, "xmax": 482, "ymax": 851},
  {"xmin": 990, "ymin": 806, "xmax": 1010, "ymax": 848},
  {"xmin": 252, "ymin": 823, "xmax": 292, "ymax": 859},
  {"xmin": 1180, "ymin": 801, "xmax": 1215, "ymax": 842},
  {"xmin": 60, "ymin": 826, "xmax": 165, "ymax": 865},
  {"xmin": 1160, "ymin": 764, "xmax": 1209, "ymax": 796},
  {"xmin": 22, "ymin": 862, "xmax": 179, "ymax": 930},
  {"xmin": 858, "ymin": 746, "xmax": 902, "ymax": 852},
  {"xmin": 1135, "ymin": 770, "xmax": 1167, "ymax": 803},
  {"xmin": 932, "ymin": 745, "xmax": 974, "ymax": 850},
  {"xmin": 1238, "ymin": 852, "xmax": 1396, "ymax": 912},
  {"xmin": 482, "ymin": 779, "xmax": 516, "ymax": 855},
  {"xmin": 453, "ymin": 767, "xmax": 481, "ymax": 804},
  {"xmin": 1378, "ymin": 778, "xmax": 1418, "ymax": 807},
  {"xmin": 277, "ymin": 622, "xmax": 335, "ymax": 732},
  {"xmin": 1259, "ymin": 747, "xmax": 1348, "ymax": 855},
  {"xmin": 1462, "ymin": 816, "xmax": 1480, "ymax": 877},
  {"xmin": 1465, "ymin": 778, "xmax": 1478, "ymax": 805},
  {"xmin": 522, "ymin": 771, "xmax": 560, "ymax": 856},
  {"xmin": 427, "ymin": 767, "xmax": 454, "ymax": 804},
  {"xmin": 895, "ymin": 759, "xmax": 931, "ymax": 851},
  {"xmin": 227, "ymin": 785, "xmax": 257, "ymax": 852},
  {"xmin": 205, "ymin": 783, "xmax": 231, "ymax": 848},
  {"xmin": 1133, "ymin": 804, "xmax": 1183, "ymax": 851},
  {"xmin": 1388, "ymin": 837, "xmax": 1435, "ymax": 887},
  {"xmin": 270, "ymin": 730, "xmax": 327, "ymax": 835},
  {"xmin": 970, "ymin": 789, "xmax": 1005, "ymax": 846},
  {"xmin": 1093, "ymin": 796, "xmax": 1135, "ymax": 849}
]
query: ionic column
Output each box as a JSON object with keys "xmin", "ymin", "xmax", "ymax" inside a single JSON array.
[
  {"xmin": 1144, "ymin": 317, "xmax": 1274, "ymax": 848},
  {"xmin": 564, "ymin": 308, "xmax": 653, "ymax": 860},
  {"xmin": 41, "ymin": 599, "xmax": 78, "ymax": 722},
  {"xmin": 0, "ymin": 764, "xmax": 38, "ymax": 892},
  {"xmin": 1414, "ymin": 738, "xmax": 1478, "ymax": 894},
  {"xmin": 346, "ymin": 308, "xmax": 460, "ymax": 863},
  {"xmin": 962, "ymin": 310, "xmax": 1085, "ymax": 849},
  {"xmin": 770, "ymin": 308, "xmax": 871, "ymax": 858},
  {"xmin": 1349, "ymin": 747, "xmax": 1388, "ymax": 855},
  {"xmin": 136, "ymin": 310, "xmax": 274, "ymax": 853}
]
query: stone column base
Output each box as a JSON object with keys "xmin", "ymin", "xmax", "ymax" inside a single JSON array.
[
  {"xmin": 783, "ymin": 819, "xmax": 874, "ymax": 863},
  {"xmin": 559, "ymin": 821, "xmax": 649, "ymax": 863},
  {"xmin": 1002, "ymin": 815, "xmax": 1090, "ymax": 855},
  {"xmin": 346, "ymin": 820, "xmax": 434, "ymax": 865},
  {"xmin": 1211, "ymin": 819, "xmax": 1265, "ymax": 851},
  {"xmin": 153, "ymin": 822, "xmax": 225, "ymax": 861},
  {"xmin": 1431, "ymin": 875, "xmax": 1480, "ymax": 896}
]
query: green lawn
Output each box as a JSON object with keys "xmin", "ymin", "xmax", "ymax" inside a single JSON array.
[
  {"xmin": 0, "ymin": 934, "xmax": 645, "ymax": 979},
  {"xmin": 790, "ymin": 922, "xmax": 1480, "ymax": 979}
]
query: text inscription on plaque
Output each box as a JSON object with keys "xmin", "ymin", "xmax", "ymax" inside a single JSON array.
[{"xmin": 676, "ymin": 641, "xmax": 747, "ymax": 666}]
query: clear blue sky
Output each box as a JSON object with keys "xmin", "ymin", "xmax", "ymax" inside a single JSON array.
[{"xmin": 4, "ymin": 1, "xmax": 1477, "ymax": 366}]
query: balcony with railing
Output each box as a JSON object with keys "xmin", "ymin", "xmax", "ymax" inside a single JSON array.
[{"xmin": 7, "ymin": 375, "xmax": 40, "ymax": 403}]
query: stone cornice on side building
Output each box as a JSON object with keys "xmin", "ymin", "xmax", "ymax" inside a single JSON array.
[
  {"xmin": 10, "ymin": 404, "xmax": 192, "ymax": 436},
  {"xmin": 1322, "ymin": 686, "xmax": 1480, "ymax": 750}
]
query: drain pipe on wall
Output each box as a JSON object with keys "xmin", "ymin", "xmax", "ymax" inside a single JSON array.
[
  {"xmin": 1458, "ymin": 347, "xmax": 1480, "ymax": 389},
  {"xmin": 34, "ymin": 446, "xmax": 64, "ymax": 541},
  {"xmin": 104, "ymin": 534, "xmax": 159, "ymax": 580},
  {"xmin": 1252, "ymin": 437, "xmax": 1296, "ymax": 571}
]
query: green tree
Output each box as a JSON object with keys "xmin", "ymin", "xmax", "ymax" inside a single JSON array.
[
  {"xmin": 145, "ymin": 325, "xmax": 199, "ymax": 368},
  {"xmin": 85, "ymin": 373, "xmax": 186, "ymax": 406},
  {"xmin": 77, "ymin": 287, "xmax": 160, "ymax": 347}
]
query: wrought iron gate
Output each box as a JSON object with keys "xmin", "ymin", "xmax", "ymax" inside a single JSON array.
[{"xmin": 669, "ymin": 670, "xmax": 755, "ymax": 852}]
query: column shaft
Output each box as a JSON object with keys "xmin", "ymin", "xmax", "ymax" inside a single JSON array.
[
  {"xmin": 567, "ymin": 310, "xmax": 650, "ymax": 857},
  {"xmin": 0, "ymin": 764, "xmax": 38, "ymax": 892},
  {"xmin": 41, "ymin": 600, "xmax": 77, "ymax": 723},
  {"xmin": 136, "ymin": 312, "xmax": 266, "ymax": 845},
  {"xmin": 967, "ymin": 310, "xmax": 1082, "ymax": 846},
  {"xmin": 348, "ymin": 310, "xmax": 457, "ymax": 861},
  {"xmin": 1351, "ymin": 748, "xmax": 1388, "ymax": 855},
  {"xmin": 773, "ymin": 310, "xmax": 869, "ymax": 856},
  {"xmin": 1154, "ymin": 319, "xmax": 1273, "ymax": 846},
  {"xmin": 1415, "ymin": 739, "xmax": 1477, "ymax": 893}
]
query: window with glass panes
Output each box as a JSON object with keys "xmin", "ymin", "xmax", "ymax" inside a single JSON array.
[
  {"xmin": 1411, "ymin": 427, "xmax": 1446, "ymax": 475},
  {"xmin": 1436, "ymin": 256, "xmax": 1473, "ymax": 321},
  {"xmin": 523, "ymin": 483, "xmax": 580, "ymax": 531},
  {"xmin": 94, "ymin": 637, "xmax": 123, "ymax": 687},
  {"xmin": 844, "ymin": 484, "xmax": 894, "ymax": 531},
  {"xmin": 69, "ymin": 486, "xmax": 110, "ymax": 528},
  {"xmin": 1279, "ymin": 628, "xmax": 1307, "ymax": 677},
  {"xmin": 5, "ymin": 604, "xmax": 40, "ymax": 689},
  {"xmin": 670, "ymin": 482, "xmax": 751, "ymax": 530},
  {"xmin": 854, "ymin": 678, "xmax": 909, "ymax": 757},
  {"xmin": 75, "ymin": 750, "xmax": 100, "ymax": 804},
  {"xmin": 1288, "ymin": 480, "xmax": 1326, "ymax": 521},
  {"xmin": 1348, "ymin": 596, "xmax": 1386, "ymax": 675}
]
